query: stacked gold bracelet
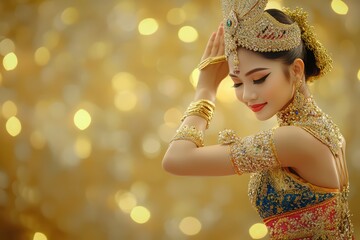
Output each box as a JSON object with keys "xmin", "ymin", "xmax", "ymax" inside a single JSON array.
[
  {"xmin": 171, "ymin": 125, "xmax": 204, "ymax": 147},
  {"xmin": 198, "ymin": 55, "xmax": 226, "ymax": 70},
  {"xmin": 181, "ymin": 99, "xmax": 215, "ymax": 129},
  {"xmin": 170, "ymin": 99, "xmax": 215, "ymax": 147}
]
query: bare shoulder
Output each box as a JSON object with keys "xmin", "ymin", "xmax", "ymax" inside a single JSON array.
[{"xmin": 273, "ymin": 126, "xmax": 334, "ymax": 169}]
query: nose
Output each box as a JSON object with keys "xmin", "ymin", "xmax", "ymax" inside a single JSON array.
[{"xmin": 242, "ymin": 84, "xmax": 257, "ymax": 102}]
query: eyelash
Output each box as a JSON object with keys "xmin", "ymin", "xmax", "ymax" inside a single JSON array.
[{"xmin": 232, "ymin": 73, "xmax": 270, "ymax": 88}]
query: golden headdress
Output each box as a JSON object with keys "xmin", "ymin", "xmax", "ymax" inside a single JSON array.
[{"xmin": 221, "ymin": 0, "xmax": 332, "ymax": 78}]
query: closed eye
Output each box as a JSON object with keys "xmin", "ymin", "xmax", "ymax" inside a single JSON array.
[
  {"xmin": 232, "ymin": 82, "xmax": 242, "ymax": 88},
  {"xmin": 253, "ymin": 73, "xmax": 270, "ymax": 84}
]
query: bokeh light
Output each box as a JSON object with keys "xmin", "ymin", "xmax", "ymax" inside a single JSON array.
[
  {"xmin": 34, "ymin": 47, "xmax": 51, "ymax": 66},
  {"xmin": 114, "ymin": 91, "xmax": 137, "ymax": 111},
  {"xmin": 61, "ymin": 7, "xmax": 79, "ymax": 25},
  {"xmin": 74, "ymin": 136, "xmax": 92, "ymax": 159},
  {"xmin": 116, "ymin": 191, "xmax": 137, "ymax": 213},
  {"xmin": 73, "ymin": 109, "xmax": 91, "ymax": 130},
  {"xmin": 142, "ymin": 136, "xmax": 161, "ymax": 157},
  {"xmin": 164, "ymin": 108, "xmax": 182, "ymax": 127},
  {"xmin": 249, "ymin": 223, "xmax": 268, "ymax": 239},
  {"xmin": 178, "ymin": 26, "xmax": 198, "ymax": 43},
  {"xmin": 0, "ymin": 1, "xmax": 358, "ymax": 239},
  {"xmin": 138, "ymin": 18, "xmax": 159, "ymax": 35},
  {"xmin": 0, "ymin": 38, "xmax": 15, "ymax": 56},
  {"xmin": 189, "ymin": 68, "xmax": 200, "ymax": 88},
  {"xmin": 179, "ymin": 216, "xmax": 202, "ymax": 236},
  {"xmin": 6, "ymin": 116, "xmax": 22, "ymax": 137},
  {"xmin": 30, "ymin": 131, "xmax": 46, "ymax": 149},
  {"xmin": 3, "ymin": 52, "xmax": 18, "ymax": 71},
  {"xmin": 33, "ymin": 232, "xmax": 48, "ymax": 240},
  {"xmin": 1, "ymin": 100, "xmax": 18, "ymax": 119},
  {"xmin": 331, "ymin": 0, "xmax": 349, "ymax": 15},
  {"xmin": 130, "ymin": 206, "xmax": 151, "ymax": 224},
  {"xmin": 167, "ymin": 8, "xmax": 187, "ymax": 25}
]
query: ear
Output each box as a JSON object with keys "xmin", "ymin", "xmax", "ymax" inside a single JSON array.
[{"xmin": 290, "ymin": 58, "xmax": 305, "ymax": 81}]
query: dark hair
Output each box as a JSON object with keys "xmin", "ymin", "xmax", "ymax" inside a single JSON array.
[{"xmin": 258, "ymin": 9, "xmax": 320, "ymax": 81}]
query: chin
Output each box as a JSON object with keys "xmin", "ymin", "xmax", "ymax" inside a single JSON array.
[{"xmin": 254, "ymin": 112, "xmax": 274, "ymax": 121}]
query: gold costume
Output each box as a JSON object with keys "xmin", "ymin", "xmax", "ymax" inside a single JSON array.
[
  {"xmin": 173, "ymin": 0, "xmax": 354, "ymax": 238},
  {"xmin": 219, "ymin": 88, "xmax": 354, "ymax": 239}
]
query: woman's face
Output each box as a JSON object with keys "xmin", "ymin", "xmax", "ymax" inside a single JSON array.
[{"xmin": 228, "ymin": 48, "xmax": 294, "ymax": 121}]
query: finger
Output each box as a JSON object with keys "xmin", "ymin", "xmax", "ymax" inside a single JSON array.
[
  {"xmin": 217, "ymin": 26, "xmax": 225, "ymax": 55},
  {"xmin": 211, "ymin": 26, "xmax": 222, "ymax": 56},
  {"xmin": 203, "ymin": 32, "xmax": 216, "ymax": 59}
]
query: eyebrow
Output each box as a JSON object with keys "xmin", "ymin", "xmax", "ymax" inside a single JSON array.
[{"xmin": 229, "ymin": 67, "xmax": 269, "ymax": 78}]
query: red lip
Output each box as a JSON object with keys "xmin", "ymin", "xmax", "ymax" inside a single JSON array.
[{"xmin": 249, "ymin": 103, "xmax": 267, "ymax": 112}]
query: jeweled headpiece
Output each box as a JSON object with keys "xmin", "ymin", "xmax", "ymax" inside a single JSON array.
[
  {"xmin": 221, "ymin": 0, "xmax": 332, "ymax": 79},
  {"xmin": 221, "ymin": 0, "xmax": 301, "ymax": 71},
  {"xmin": 284, "ymin": 8, "xmax": 332, "ymax": 79}
]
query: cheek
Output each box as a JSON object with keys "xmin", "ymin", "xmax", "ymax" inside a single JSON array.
[{"xmin": 234, "ymin": 88, "xmax": 244, "ymax": 103}]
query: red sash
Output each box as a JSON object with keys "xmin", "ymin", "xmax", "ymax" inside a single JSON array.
[{"xmin": 264, "ymin": 198, "xmax": 337, "ymax": 239}]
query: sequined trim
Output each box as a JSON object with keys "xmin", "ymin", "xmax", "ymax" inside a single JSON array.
[
  {"xmin": 283, "ymin": 168, "xmax": 340, "ymax": 194},
  {"xmin": 276, "ymin": 89, "xmax": 343, "ymax": 157},
  {"xmin": 218, "ymin": 128, "xmax": 280, "ymax": 175}
]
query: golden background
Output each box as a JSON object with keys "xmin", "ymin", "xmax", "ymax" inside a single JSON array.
[{"xmin": 0, "ymin": 0, "xmax": 358, "ymax": 239}]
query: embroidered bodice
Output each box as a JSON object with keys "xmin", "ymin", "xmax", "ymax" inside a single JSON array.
[
  {"xmin": 218, "ymin": 88, "xmax": 354, "ymax": 239},
  {"xmin": 252, "ymin": 90, "xmax": 354, "ymax": 239}
]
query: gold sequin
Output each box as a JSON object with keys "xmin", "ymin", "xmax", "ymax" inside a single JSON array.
[
  {"xmin": 171, "ymin": 125, "xmax": 204, "ymax": 147},
  {"xmin": 284, "ymin": 8, "xmax": 333, "ymax": 80},
  {"xmin": 219, "ymin": 84, "xmax": 354, "ymax": 238},
  {"xmin": 221, "ymin": 0, "xmax": 301, "ymax": 71},
  {"xmin": 218, "ymin": 128, "xmax": 280, "ymax": 175}
]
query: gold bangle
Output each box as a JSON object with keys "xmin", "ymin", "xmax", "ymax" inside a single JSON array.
[
  {"xmin": 171, "ymin": 125, "xmax": 204, "ymax": 147},
  {"xmin": 181, "ymin": 99, "xmax": 215, "ymax": 129},
  {"xmin": 198, "ymin": 55, "xmax": 226, "ymax": 70}
]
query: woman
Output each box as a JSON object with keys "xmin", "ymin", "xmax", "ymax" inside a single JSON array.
[{"xmin": 162, "ymin": 0, "xmax": 354, "ymax": 238}]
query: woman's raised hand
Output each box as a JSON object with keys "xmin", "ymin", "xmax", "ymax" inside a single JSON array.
[{"xmin": 195, "ymin": 23, "xmax": 229, "ymax": 101}]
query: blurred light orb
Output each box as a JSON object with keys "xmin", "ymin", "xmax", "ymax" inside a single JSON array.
[
  {"xmin": 189, "ymin": 68, "xmax": 200, "ymax": 88},
  {"xmin": 217, "ymin": 77, "xmax": 237, "ymax": 103},
  {"xmin": 142, "ymin": 136, "xmax": 161, "ymax": 155},
  {"xmin": 138, "ymin": 18, "xmax": 159, "ymax": 35},
  {"xmin": 6, "ymin": 116, "xmax": 22, "ymax": 137},
  {"xmin": 74, "ymin": 137, "xmax": 92, "ymax": 159},
  {"xmin": 0, "ymin": 38, "xmax": 15, "ymax": 56},
  {"xmin": 3, "ymin": 52, "xmax": 18, "ymax": 71},
  {"xmin": 249, "ymin": 223, "xmax": 268, "ymax": 239},
  {"xmin": 114, "ymin": 91, "xmax": 137, "ymax": 111},
  {"xmin": 167, "ymin": 8, "xmax": 186, "ymax": 25},
  {"xmin": 61, "ymin": 7, "xmax": 79, "ymax": 25},
  {"xmin": 1, "ymin": 100, "xmax": 18, "ymax": 119},
  {"xmin": 357, "ymin": 69, "xmax": 360, "ymax": 81},
  {"xmin": 164, "ymin": 108, "xmax": 182, "ymax": 126},
  {"xmin": 30, "ymin": 131, "xmax": 46, "ymax": 149},
  {"xmin": 112, "ymin": 72, "xmax": 137, "ymax": 92},
  {"xmin": 178, "ymin": 26, "xmax": 198, "ymax": 43},
  {"xmin": 74, "ymin": 109, "xmax": 91, "ymax": 130},
  {"xmin": 116, "ymin": 191, "xmax": 137, "ymax": 213},
  {"xmin": 34, "ymin": 47, "xmax": 51, "ymax": 66},
  {"xmin": 331, "ymin": 0, "xmax": 348, "ymax": 15},
  {"xmin": 33, "ymin": 232, "xmax": 47, "ymax": 240},
  {"xmin": 179, "ymin": 217, "xmax": 202, "ymax": 236},
  {"xmin": 130, "ymin": 206, "xmax": 151, "ymax": 224}
]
